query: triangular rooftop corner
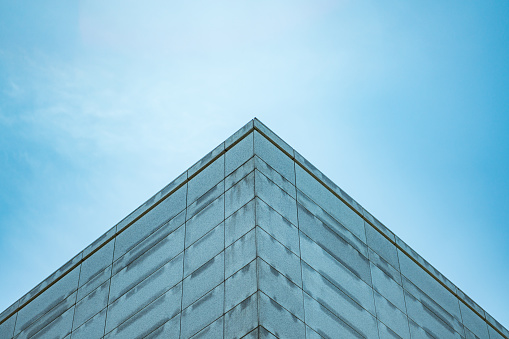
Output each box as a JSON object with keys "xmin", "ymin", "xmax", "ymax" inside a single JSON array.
[{"xmin": 1, "ymin": 118, "xmax": 507, "ymax": 338}]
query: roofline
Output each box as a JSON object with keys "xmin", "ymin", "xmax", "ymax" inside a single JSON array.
[{"xmin": 1, "ymin": 118, "xmax": 507, "ymax": 338}]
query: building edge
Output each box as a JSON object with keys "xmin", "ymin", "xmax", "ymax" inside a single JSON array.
[{"xmin": 0, "ymin": 118, "xmax": 507, "ymax": 338}]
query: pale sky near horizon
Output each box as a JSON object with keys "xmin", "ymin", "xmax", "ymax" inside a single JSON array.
[{"xmin": 1, "ymin": 0, "xmax": 508, "ymax": 329}]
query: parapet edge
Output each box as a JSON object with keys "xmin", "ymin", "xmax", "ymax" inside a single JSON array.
[{"xmin": 1, "ymin": 118, "xmax": 507, "ymax": 339}]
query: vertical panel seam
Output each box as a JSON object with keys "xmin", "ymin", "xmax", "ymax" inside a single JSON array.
[
  {"xmin": 179, "ymin": 175, "xmax": 188, "ymax": 339},
  {"xmin": 102, "ymin": 234, "xmax": 116, "ymax": 337}
]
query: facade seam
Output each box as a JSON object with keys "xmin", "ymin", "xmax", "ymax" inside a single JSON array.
[
  {"xmin": 178, "ymin": 173, "xmax": 188, "ymax": 339},
  {"xmin": 69, "ymin": 260, "xmax": 83, "ymax": 336},
  {"xmin": 253, "ymin": 131, "xmax": 261, "ymax": 334},
  {"xmin": 101, "ymin": 234, "xmax": 116, "ymax": 337},
  {"xmin": 293, "ymin": 157, "xmax": 307, "ymax": 337},
  {"xmin": 223, "ymin": 151, "xmax": 226, "ymax": 338}
]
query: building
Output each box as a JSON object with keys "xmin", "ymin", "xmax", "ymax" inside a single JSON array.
[{"xmin": 0, "ymin": 118, "xmax": 507, "ymax": 338}]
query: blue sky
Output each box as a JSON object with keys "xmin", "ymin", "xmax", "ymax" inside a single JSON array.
[{"xmin": 1, "ymin": 0, "xmax": 508, "ymax": 328}]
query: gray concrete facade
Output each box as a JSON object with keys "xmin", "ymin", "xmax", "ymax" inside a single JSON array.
[{"xmin": 0, "ymin": 118, "xmax": 507, "ymax": 338}]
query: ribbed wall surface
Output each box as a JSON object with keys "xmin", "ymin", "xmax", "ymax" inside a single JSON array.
[{"xmin": 0, "ymin": 120, "xmax": 506, "ymax": 339}]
